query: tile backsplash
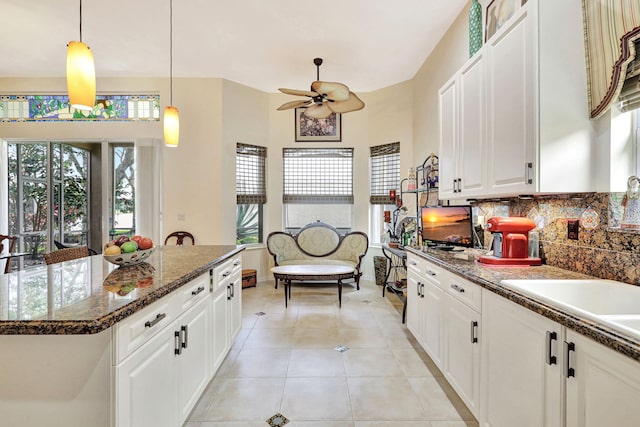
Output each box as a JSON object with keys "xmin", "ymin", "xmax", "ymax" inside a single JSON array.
[{"xmin": 473, "ymin": 193, "xmax": 640, "ymax": 285}]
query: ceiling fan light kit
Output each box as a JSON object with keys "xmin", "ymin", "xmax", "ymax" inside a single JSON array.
[{"xmin": 277, "ymin": 57, "xmax": 365, "ymax": 119}]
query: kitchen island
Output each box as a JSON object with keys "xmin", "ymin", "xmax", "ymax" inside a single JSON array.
[{"xmin": 0, "ymin": 245, "xmax": 244, "ymax": 427}]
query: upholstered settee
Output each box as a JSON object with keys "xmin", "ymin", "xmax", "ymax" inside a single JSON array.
[{"xmin": 266, "ymin": 221, "xmax": 369, "ymax": 289}]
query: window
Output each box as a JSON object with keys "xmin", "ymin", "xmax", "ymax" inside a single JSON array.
[
  {"xmin": 236, "ymin": 143, "xmax": 266, "ymax": 244},
  {"xmin": 369, "ymin": 142, "xmax": 400, "ymax": 244},
  {"xmin": 282, "ymin": 147, "xmax": 353, "ymax": 233}
]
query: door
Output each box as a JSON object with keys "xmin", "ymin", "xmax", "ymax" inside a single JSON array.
[
  {"xmin": 438, "ymin": 75, "xmax": 458, "ymax": 198},
  {"xmin": 210, "ymin": 283, "xmax": 230, "ymax": 374},
  {"xmin": 406, "ymin": 274, "xmax": 422, "ymax": 343},
  {"xmin": 422, "ymin": 279, "xmax": 444, "ymax": 369},
  {"xmin": 480, "ymin": 290, "xmax": 563, "ymax": 427},
  {"xmin": 178, "ymin": 296, "xmax": 211, "ymax": 421},
  {"xmin": 443, "ymin": 294, "xmax": 480, "ymax": 417},
  {"xmin": 228, "ymin": 274, "xmax": 243, "ymax": 341},
  {"xmin": 565, "ymin": 330, "xmax": 640, "ymax": 427},
  {"xmin": 486, "ymin": 9, "xmax": 535, "ymax": 196},
  {"xmin": 115, "ymin": 327, "xmax": 179, "ymax": 427}
]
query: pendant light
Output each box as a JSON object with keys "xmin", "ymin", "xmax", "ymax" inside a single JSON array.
[
  {"xmin": 66, "ymin": 0, "xmax": 96, "ymax": 111},
  {"xmin": 164, "ymin": 0, "xmax": 180, "ymax": 147}
]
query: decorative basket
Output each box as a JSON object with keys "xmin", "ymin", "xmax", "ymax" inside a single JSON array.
[{"xmin": 103, "ymin": 246, "xmax": 156, "ymax": 267}]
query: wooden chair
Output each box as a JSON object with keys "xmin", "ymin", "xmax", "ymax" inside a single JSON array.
[
  {"xmin": 164, "ymin": 231, "xmax": 195, "ymax": 246},
  {"xmin": 44, "ymin": 246, "xmax": 90, "ymax": 265},
  {"xmin": 0, "ymin": 234, "xmax": 18, "ymax": 274},
  {"xmin": 54, "ymin": 240, "xmax": 98, "ymax": 255}
]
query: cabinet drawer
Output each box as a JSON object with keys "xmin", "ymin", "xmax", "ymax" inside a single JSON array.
[
  {"xmin": 176, "ymin": 273, "xmax": 210, "ymax": 313},
  {"xmin": 445, "ymin": 272, "xmax": 481, "ymax": 312},
  {"xmin": 212, "ymin": 259, "xmax": 234, "ymax": 290},
  {"xmin": 407, "ymin": 253, "xmax": 444, "ymax": 288},
  {"xmin": 113, "ymin": 293, "xmax": 179, "ymax": 364}
]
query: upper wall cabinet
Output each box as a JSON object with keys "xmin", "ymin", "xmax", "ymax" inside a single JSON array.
[
  {"xmin": 440, "ymin": 0, "xmax": 596, "ymax": 200},
  {"xmin": 439, "ymin": 51, "xmax": 487, "ymax": 200}
]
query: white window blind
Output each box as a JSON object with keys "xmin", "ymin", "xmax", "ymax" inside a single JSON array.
[
  {"xmin": 282, "ymin": 148, "xmax": 354, "ymax": 204},
  {"xmin": 236, "ymin": 143, "xmax": 267, "ymax": 204},
  {"xmin": 369, "ymin": 142, "xmax": 400, "ymax": 204}
]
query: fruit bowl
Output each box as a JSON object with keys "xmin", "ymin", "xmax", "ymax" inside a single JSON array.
[{"xmin": 103, "ymin": 246, "xmax": 156, "ymax": 267}]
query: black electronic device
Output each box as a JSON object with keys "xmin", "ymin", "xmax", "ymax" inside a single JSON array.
[{"xmin": 421, "ymin": 205, "xmax": 473, "ymax": 249}]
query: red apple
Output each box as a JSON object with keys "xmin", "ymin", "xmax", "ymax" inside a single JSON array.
[
  {"xmin": 138, "ymin": 237, "xmax": 153, "ymax": 250},
  {"xmin": 131, "ymin": 235, "xmax": 143, "ymax": 244}
]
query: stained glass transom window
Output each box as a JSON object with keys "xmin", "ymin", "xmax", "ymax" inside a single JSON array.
[{"xmin": 0, "ymin": 95, "xmax": 160, "ymax": 122}]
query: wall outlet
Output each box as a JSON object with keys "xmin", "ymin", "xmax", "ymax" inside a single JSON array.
[{"xmin": 567, "ymin": 219, "xmax": 579, "ymax": 240}]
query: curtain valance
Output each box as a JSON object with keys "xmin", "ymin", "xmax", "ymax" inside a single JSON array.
[{"xmin": 583, "ymin": 0, "xmax": 640, "ymax": 118}]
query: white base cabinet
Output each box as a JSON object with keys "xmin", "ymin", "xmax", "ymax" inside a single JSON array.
[{"xmin": 565, "ymin": 330, "xmax": 640, "ymax": 427}]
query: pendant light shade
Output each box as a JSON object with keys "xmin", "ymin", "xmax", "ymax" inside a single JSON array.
[
  {"xmin": 66, "ymin": 0, "xmax": 95, "ymax": 111},
  {"xmin": 164, "ymin": 105, "xmax": 180, "ymax": 147},
  {"xmin": 164, "ymin": 0, "xmax": 179, "ymax": 147},
  {"xmin": 66, "ymin": 41, "xmax": 96, "ymax": 111}
]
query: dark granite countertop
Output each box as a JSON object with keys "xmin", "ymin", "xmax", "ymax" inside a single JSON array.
[
  {"xmin": 406, "ymin": 247, "xmax": 640, "ymax": 362},
  {"xmin": 0, "ymin": 245, "xmax": 243, "ymax": 335}
]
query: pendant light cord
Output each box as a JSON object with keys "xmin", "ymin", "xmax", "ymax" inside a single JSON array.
[
  {"xmin": 169, "ymin": 0, "xmax": 173, "ymax": 105},
  {"xmin": 79, "ymin": 0, "xmax": 83, "ymax": 42}
]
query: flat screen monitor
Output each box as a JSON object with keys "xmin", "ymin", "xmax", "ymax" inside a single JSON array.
[{"xmin": 421, "ymin": 205, "xmax": 473, "ymax": 249}]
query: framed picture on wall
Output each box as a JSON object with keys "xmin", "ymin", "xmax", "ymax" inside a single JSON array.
[
  {"xmin": 485, "ymin": 0, "xmax": 527, "ymax": 42},
  {"xmin": 295, "ymin": 108, "xmax": 342, "ymax": 142}
]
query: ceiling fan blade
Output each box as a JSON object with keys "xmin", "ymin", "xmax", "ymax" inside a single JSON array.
[
  {"xmin": 311, "ymin": 81, "xmax": 350, "ymax": 102},
  {"xmin": 327, "ymin": 92, "xmax": 365, "ymax": 114},
  {"xmin": 277, "ymin": 99, "xmax": 312, "ymax": 111},
  {"xmin": 303, "ymin": 103, "xmax": 333, "ymax": 119},
  {"xmin": 278, "ymin": 88, "xmax": 318, "ymax": 97}
]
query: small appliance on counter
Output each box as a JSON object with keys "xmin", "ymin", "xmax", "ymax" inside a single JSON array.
[{"xmin": 478, "ymin": 217, "xmax": 541, "ymax": 266}]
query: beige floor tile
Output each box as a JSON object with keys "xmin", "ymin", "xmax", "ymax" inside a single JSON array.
[
  {"xmin": 339, "ymin": 328, "xmax": 388, "ymax": 348},
  {"xmin": 407, "ymin": 377, "xmax": 469, "ymax": 421},
  {"xmin": 391, "ymin": 348, "xmax": 437, "ymax": 378},
  {"xmin": 348, "ymin": 377, "xmax": 427, "ymax": 421},
  {"xmin": 295, "ymin": 312, "xmax": 339, "ymax": 329},
  {"xmin": 336, "ymin": 309, "xmax": 380, "ymax": 329},
  {"xmin": 287, "ymin": 422, "xmax": 355, "ymax": 427},
  {"xmin": 242, "ymin": 327, "xmax": 294, "ymax": 349},
  {"xmin": 224, "ymin": 348, "xmax": 291, "ymax": 378},
  {"xmin": 281, "ymin": 377, "xmax": 352, "ymax": 421},
  {"xmin": 230, "ymin": 328, "xmax": 250, "ymax": 350},
  {"xmin": 429, "ymin": 422, "xmax": 479, "ymax": 427},
  {"xmin": 287, "ymin": 349, "xmax": 346, "ymax": 377},
  {"xmin": 199, "ymin": 422, "xmax": 269, "ymax": 426},
  {"xmin": 354, "ymin": 422, "xmax": 432, "ymax": 427},
  {"xmin": 254, "ymin": 311, "xmax": 300, "ymax": 329},
  {"xmin": 343, "ymin": 348, "xmax": 405, "ymax": 377},
  {"xmin": 292, "ymin": 328, "xmax": 340, "ymax": 349},
  {"xmin": 203, "ymin": 378, "xmax": 285, "ymax": 421}
]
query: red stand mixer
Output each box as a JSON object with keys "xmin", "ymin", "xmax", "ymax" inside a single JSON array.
[{"xmin": 478, "ymin": 217, "xmax": 542, "ymax": 266}]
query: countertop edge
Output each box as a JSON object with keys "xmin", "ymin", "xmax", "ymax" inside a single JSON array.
[
  {"xmin": 406, "ymin": 248, "xmax": 640, "ymax": 362},
  {"xmin": 0, "ymin": 246, "xmax": 245, "ymax": 335}
]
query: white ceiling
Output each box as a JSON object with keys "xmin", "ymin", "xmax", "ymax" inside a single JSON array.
[{"xmin": 1, "ymin": 0, "xmax": 468, "ymax": 93}]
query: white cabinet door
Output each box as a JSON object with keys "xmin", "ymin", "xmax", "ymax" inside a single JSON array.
[
  {"xmin": 438, "ymin": 75, "xmax": 457, "ymax": 199},
  {"xmin": 115, "ymin": 326, "xmax": 179, "ymax": 427},
  {"xmin": 178, "ymin": 296, "xmax": 211, "ymax": 421},
  {"xmin": 422, "ymin": 279, "xmax": 444, "ymax": 369},
  {"xmin": 443, "ymin": 294, "xmax": 480, "ymax": 417},
  {"xmin": 480, "ymin": 290, "xmax": 563, "ymax": 427},
  {"xmin": 406, "ymin": 274, "xmax": 423, "ymax": 344},
  {"xmin": 565, "ymin": 330, "xmax": 640, "ymax": 427},
  {"xmin": 228, "ymin": 272, "xmax": 242, "ymax": 341},
  {"xmin": 486, "ymin": 8, "xmax": 534, "ymax": 196},
  {"xmin": 210, "ymin": 282, "xmax": 230, "ymax": 375},
  {"xmin": 458, "ymin": 50, "xmax": 486, "ymax": 197}
]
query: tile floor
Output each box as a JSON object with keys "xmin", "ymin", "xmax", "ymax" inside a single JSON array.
[{"xmin": 184, "ymin": 278, "xmax": 479, "ymax": 427}]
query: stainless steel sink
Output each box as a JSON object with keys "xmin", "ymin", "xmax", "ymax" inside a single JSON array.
[{"xmin": 501, "ymin": 279, "xmax": 640, "ymax": 339}]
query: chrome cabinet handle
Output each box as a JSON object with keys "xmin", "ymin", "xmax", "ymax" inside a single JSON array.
[
  {"xmin": 426, "ymin": 270, "xmax": 437, "ymax": 276},
  {"xmin": 409, "ymin": 260, "xmax": 417, "ymax": 266},
  {"xmin": 233, "ymin": 260, "xmax": 241, "ymax": 266},
  {"xmin": 181, "ymin": 325, "xmax": 188, "ymax": 349},
  {"xmin": 222, "ymin": 271, "xmax": 231, "ymax": 277},
  {"xmin": 145, "ymin": 312, "xmax": 166, "ymax": 329},
  {"xmin": 191, "ymin": 286, "xmax": 205, "ymax": 296},
  {"xmin": 417, "ymin": 282, "xmax": 421, "ymax": 297},
  {"xmin": 227, "ymin": 284, "xmax": 232, "ymax": 300},
  {"xmin": 451, "ymin": 283, "xmax": 465, "ymax": 293},
  {"xmin": 174, "ymin": 330, "xmax": 182, "ymax": 355},
  {"xmin": 420, "ymin": 283, "xmax": 425, "ymax": 298},
  {"xmin": 546, "ymin": 331, "xmax": 557, "ymax": 365}
]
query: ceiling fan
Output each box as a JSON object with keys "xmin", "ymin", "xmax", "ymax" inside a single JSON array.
[{"xmin": 277, "ymin": 57, "xmax": 365, "ymax": 119}]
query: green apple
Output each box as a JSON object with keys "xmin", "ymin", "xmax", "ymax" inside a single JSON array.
[{"xmin": 120, "ymin": 241, "xmax": 138, "ymax": 253}]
